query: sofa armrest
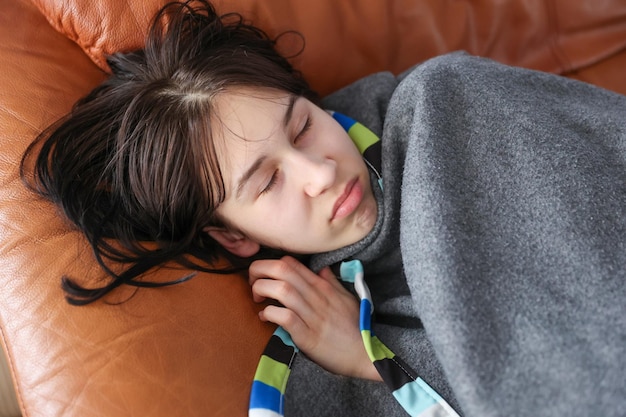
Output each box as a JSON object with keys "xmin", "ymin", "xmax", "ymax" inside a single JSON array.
[{"xmin": 0, "ymin": 1, "xmax": 273, "ymax": 416}]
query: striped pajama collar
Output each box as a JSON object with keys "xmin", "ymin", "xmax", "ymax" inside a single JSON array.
[{"xmin": 248, "ymin": 113, "xmax": 459, "ymax": 417}]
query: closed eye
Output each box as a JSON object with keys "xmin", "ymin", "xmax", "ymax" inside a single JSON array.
[
  {"xmin": 294, "ymin": 116, "xmax": 312, "ymax": 143},
  {"xmin": 259, "ymin": 114, "xmax": 311, "ymax": 196},
  {"xmin": 260, "ymin": 170, "xmax": 279, "ymax": 195}
]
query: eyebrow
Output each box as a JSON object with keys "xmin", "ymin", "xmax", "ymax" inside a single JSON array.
[
  {"xmin": 235, "ymin": 155, "xmax": 268, "ymax": 198},
  {"xmin": 283, "ymin": 94, "xmax": 297, "ymax": 127},
  {"xmin": 235, "ymin": 95, "xmax": 298, "ymax": 199}
]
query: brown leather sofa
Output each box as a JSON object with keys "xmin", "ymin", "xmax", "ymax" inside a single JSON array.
[{"xmin": 1, "ymin": 1, "xmax": 625, "ymax": 416}]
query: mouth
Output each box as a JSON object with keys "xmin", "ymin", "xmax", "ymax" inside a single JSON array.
[{"xmin": 331, "ymin": 177, "xmax": 363, "ymax": 221}]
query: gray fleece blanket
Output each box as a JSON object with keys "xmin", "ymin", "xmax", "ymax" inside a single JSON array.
[{"xmin": 285, "ymin": 53, "xmax": 626, "ymax": 417}]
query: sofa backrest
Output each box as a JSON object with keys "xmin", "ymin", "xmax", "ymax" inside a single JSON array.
[
  {"xmin": 30, "ymin": 0, "xmax": 626, "ymax": 95},
  {"xmin": 2, "ymin": 0, "xmax": 626, "ymax": 416}
]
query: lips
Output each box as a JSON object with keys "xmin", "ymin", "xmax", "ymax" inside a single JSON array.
[{"xmin": 331, "ymin": 177, "xmax": 363, "ymax": 221}]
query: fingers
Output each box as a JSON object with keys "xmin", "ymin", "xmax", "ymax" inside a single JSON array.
[
  {"xmin": 248, "ymin": 256, "xmax": 325, "ymax": 304},
  {"xmin": 248, "ymin": 257, "xmax": 343, "ymax": 335},
  {"xmin": 251, "ymin": 273, "xmax": 314, "ymax": 314},
  {"xmin": 282, "ymin": 258, "xmax": 342, "ymax": 292},
  {"xmin": 248, "ymin": 258, "xmax": 374, "ymax": 379},
  {"xmin": 248, "ymin": 256, "xmax": 317, "ymax": 288},
  {"xmin": 248, "ymin": 257, "xmax": 298, "ymax": 303},
  {"xmin": 259, "ymin": 304, "xmax": 308, "ymax": 335}
]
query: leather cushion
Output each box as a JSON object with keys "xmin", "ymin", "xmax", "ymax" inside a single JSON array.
[{"xmin": 29, "ymin": 0, "xmax": 626, "ymax": 95}]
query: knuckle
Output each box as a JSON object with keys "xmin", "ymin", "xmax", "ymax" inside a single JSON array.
[
  {"xmin": 280, "ymin": 255, "xmax": 296, "ymax": 263},
  {"xmin": 280, "ymin": 255, "xmax": 304, "ymax": 272},
  {"xmin": 312, "ymin": 277, "xmax": 334, "ymax": 294},
  {"xmin": 275, "ymin": 280, "xmax": 294, "ymax": 299},
  {"xmin": 282, "ymin": 309, "xmax": 299, "ymax": 327},
  {"xmin": 274, "ymin": 258, "xmax": 294, "ymax": 276}
]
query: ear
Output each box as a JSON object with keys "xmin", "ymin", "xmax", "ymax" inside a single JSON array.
[{"xmin": 204, "ymin": 226, "xmax": 261, "ymax": 258}]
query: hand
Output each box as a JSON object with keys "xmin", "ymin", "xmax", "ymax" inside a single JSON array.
[{"xmin": 248, "ymin": 256, "xmax": 381, "ymax": 381}]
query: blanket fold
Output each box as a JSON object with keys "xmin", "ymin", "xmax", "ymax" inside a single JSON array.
[
  {"xmin": 393, "ymin": 53, "xmax": 626, "ymax": 417},
  {"xmin": 285, "ymin": 53, "xmax": 625, "ymax": 417}
]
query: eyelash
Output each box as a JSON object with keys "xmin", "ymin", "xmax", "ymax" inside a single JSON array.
[
  {"xmin": 294, "ymin": 116, "xmax": 312, "ymax": 143},
  {"xmin": 260, "ymin": 170, "xmax": 279, "ymax": 195},
  {"xmin": 260, "ymin": 116, "xmax": 313, "ymax": 195}
]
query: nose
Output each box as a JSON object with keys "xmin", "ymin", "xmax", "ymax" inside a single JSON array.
[{"xmin": 291, "ymin": 151, "xmax": 336, "ymax": 197}]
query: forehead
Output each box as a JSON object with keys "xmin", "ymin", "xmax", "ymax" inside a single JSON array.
[
  {"xmin": 211, "ymin": 88, "xmax": 294, "ymax": 187},
  {"xmin": 214, "ymin": 89, "xmax": 291, "ymax": 152},
  {"xmin": 215, "ymin": 87, "xmax": 293, "ymax": 131}
]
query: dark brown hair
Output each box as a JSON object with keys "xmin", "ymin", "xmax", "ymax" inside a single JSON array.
[{"xmin": 20, "ymin": 0, "xmax": 317, "ymax": 305}]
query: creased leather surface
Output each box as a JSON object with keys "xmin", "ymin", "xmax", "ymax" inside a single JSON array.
[
  {"xmin": 29, "ymin": 0, "xmax": 626, "ymax": 95},
  {"xmin": 3, "ymin": 0, "xmax": 626, "ymax": 416},
  {"xmin": 0, "ymin": 1, "xmax": 272, "ymax": 416}
]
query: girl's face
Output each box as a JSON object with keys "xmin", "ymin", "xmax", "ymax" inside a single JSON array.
[{"xmin": 206, "ymin": 88, "xmax": 378, "ymax": 256}]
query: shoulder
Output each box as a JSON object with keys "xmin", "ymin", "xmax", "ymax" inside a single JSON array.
[{"xmin": 322, "ymin": 72, "xmax": 399, "ymax": 137}]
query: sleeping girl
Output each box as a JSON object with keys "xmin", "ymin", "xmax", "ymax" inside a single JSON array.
[{"xmin": 21, "ymin": 1, "xmax": 626, "ymax": 416}]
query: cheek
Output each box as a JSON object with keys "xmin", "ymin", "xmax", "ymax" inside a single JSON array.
[
  {"xmin": 328, "ymin": 142, "xmax": 363, "ymax": 169},
  {"xmin": 260, "ymin": 201, "xmax": 311, "ymax": 238},
  {"xmin": 323, "ymin": 124, "xmax": 360, "ymax": 158}
]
